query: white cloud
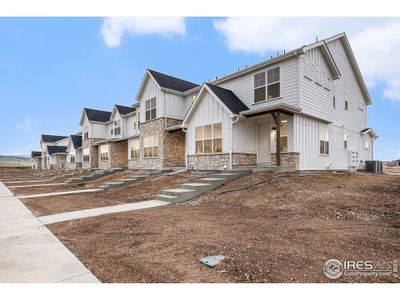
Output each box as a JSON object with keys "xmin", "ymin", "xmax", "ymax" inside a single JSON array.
[
  {"xmin": 100, "ymin": 17, "xmax": 186, "ymax": 48},
  {"xmin": 15, "ymin": 118, "xmax": 32, "ymax": 132},
  {"xmin": 213, "ymin": 17, "xmax": 400, "ymax": 102}
]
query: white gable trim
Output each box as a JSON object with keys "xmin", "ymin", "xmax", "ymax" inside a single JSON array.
[
  {"xmin": 135, "ymin": 70, "xmax": 161, "ymax": 101},
  {"xmin": 182, "ymin": 84, "xmax": 235, "ymax": 127}
]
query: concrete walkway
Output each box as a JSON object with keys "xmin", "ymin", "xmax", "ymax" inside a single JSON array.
[
  {"xmin": 39, "ymin": 200, "xmax": 169, "ymax": 225},
  {"xmin": 19, "ymin": 188, "xmax": 101, "ymax": 199},
  {"xmin": 0, "ymin": 181, "xmax": 100, "ymax": 283},
  {"xmin": 7, "ymin": 182, "xmax": 67, "ymax": 188}
]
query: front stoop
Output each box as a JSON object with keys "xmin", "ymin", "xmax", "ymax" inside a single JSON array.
[
  {"xmin": 65, "ymin": 168, "xmax": 123, "ymax": 184},
  {"xmin": 155, "ymin": 171, "xmax": 248, "ymax": 204}
]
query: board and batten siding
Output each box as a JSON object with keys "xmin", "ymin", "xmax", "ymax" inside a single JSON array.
[
  {"xmin": 299, "ymin": 48, "xmax": 335, "ymax": 123},
  {"xmin": 138, "ymin": 76, "xmax": 164, "ymax": 123},
  {"xmin": 232, "ymin": 118, "xmax": 257, "ymax": 154},
  {"xmin": 326, "ymin": 39, "xmax": 368, "ymax": 131},
  {"xmin": 294, "ymin": 114, "xmax": 373, "ymax": 170},
  {"xmin": 164, "ymin": 92, "xmax": 190, "ymax": 120},
  {"xmin": 217, "ymin": 57, "xmax": 299, "ymax": 111},
  {"xmin": 186, "ymin": 91, "xmax": 232, "ymax": 155}
]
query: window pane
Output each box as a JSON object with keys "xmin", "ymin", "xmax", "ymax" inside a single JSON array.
[
  {"xmin": 213, "ymin": 123, "xmax": 222, "ymax": 138},
  {"xmin": 145, "ymin": 111, "xmax": 150, "ymax": 121},
  {"xmin": 145, "ymin": 100, "xmax": 150, "ymax": 110},
  {"xmin": 325, "ymin": 141, "xmax": 329, "ymax": 154},
  {"xmin": 144, "ymin": 148, "xmax": 148, "ymax": 158},
  {"xmin": 196, "ymin": 141, "xmax": 203, "ymax": 154},
  {"xmin": 254, "ymin": 86, "xmax": 266, "ymax": 102},
  {"xmin": 213, "ymin": 138, "xmax": 222, "ymax": 153},
  {"xmin": 267, "ymin": 83, "xmax": 280, "ymax": 99},
  {"xmin": 281, "ymin": 121, "xmax": 288, "ymax": 136},
  {"xmin": 151, "ymin": 98, "xmax": 156, "ymax": 108},
  {"xmin": 320, "ymin": 141, "xmax": 324, "ymax": 154},
  {"xmin": 151, "ymin": 108, "xmax": 156, "ymax": 120},
  {"xmin": 204, "ymin": 139, "xmax": 212, "ymax": 153},
  {"xmin": 195, "ymin": 127, "xmax": 203, "ymax": 140},
  {"xmin": 204, "ymin": 125, "xmax": 212, "ymax": 139},
  {"xmin": 153, "ymin": 135, "xmax": 159, "ymax": 146},
  {"xmin": 254, "ymin": 72, "xmax": 266, "ymax": 88},
  {"xmin": 280, "ymin": 136, "xmax": 288, "ymax": 152},
  {"xmin": 267, "ymin": 67, "xmax": 280, "ymax": 83},
  {"xmin": 153, "ymin": 146, "xmax": 158, "ymax": 157}
]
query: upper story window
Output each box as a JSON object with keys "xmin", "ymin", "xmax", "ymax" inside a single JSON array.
[
  {"xmin": 137, "ymin": 112, "xmax": 141, "ymax": 129},
  {"xmin": 320, "ymin": 126, "xmax": 329, "ymax": 155},
  {"xmin": 70, "ymin": 155, "xmax": 75, "ymax": 163},
  {"xmin": 254, "ymin": 67, "xmax": 280, "ymax": 103},
  {"xmin": 112, "ymin": 120, "xmax": 121, "ymax": 136},
  {"xmin": 133, "ymin": 115, "xmax": 137, "ymax": 130},
  {"xmin": 145, "ymin": 98, "xmax": 157, "ymax": 122},
  {"xmin": 344, "ymin": 93, "xmax": 349, "ymax": 110},
  {"xmin": 83, "ymin": 132, "xmax": 89, "ymax": 140},
  {"xmin": 344, "ymin": 133, "xmax": 348, "ymax": 149},
  {"xmin": 195, "ymin": 123, "xmax": 222, "ymax": 154}
]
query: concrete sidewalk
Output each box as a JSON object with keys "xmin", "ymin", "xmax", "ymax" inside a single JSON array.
[
  {"xmin": 40, "ymin": 200, "xmax": 169, "ymax": 225},
  {"xmin": 0, "ymin": 181, "xmax": 100, "ymax": 283}
]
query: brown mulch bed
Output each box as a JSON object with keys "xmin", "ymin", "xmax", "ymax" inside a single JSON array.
[
  {"xmin": 23, "ymin": 173, "xmax": 202, "ymax": 216},
  {"xmin": 48, "ymin": 172, "xmax": 400, "ymax": 283}
]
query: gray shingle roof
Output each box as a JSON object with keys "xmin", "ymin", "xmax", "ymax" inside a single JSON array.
[
  {"xmin": 206, "ymin": 83, "xmax": 249, "ymax": 114},
  {"xmin": 115, "ymin": 104, "xmax": 135, "ymax": 115},
  {"xmin": 84, "ymin": 108, "xmax": 112, "ymax": 123},
  {"xmin": 41, "ymin": 134, "xmax": 67, "ymax": 143},
  {"xmin": 47, "ymin": 146, "xmax": 67, "ymax": 155},
  {"xmin": 148, "ymin": 69, "xmax": 199, "ymax": 92},
  {"xmin": 70, "ymin": 135, "xmax": 82, "ymax": 149},
  {"xmin": 31, "ymin": 151, "xmax": 42, "ymax": 158}
]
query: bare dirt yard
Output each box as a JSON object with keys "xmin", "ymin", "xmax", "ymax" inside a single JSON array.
[
  {"xmin": 46, "ymin": 172, "xmax": 400, "ymax": 283},
  {"xmin": 23, "ymin": 173, "xmax": 202, "ymax": 216}
]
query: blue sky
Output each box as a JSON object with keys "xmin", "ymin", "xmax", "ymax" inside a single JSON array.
[{"xmin": 0, "ymin": 17, "xmax": 399, "ymax": 160}]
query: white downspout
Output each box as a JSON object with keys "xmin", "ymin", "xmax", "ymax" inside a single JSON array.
[{"xmin": 182, "ymin": 127, "xmax": 188, "ymax": 170}]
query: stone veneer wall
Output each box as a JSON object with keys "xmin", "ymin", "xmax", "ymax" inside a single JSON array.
[
  {"xmin": 232, "ymin": 153, "xmax": 257, "ymax": 166},
  {"xmin": 128, "ymin": 117, "xmax": 185, "ymax": 170},
  {"xmin": 187, "ymin": 153, "xmax": 230, "ymax": 170},
  {"xmin": 82, "ymin": 138, "xmax": 102, "ymax": 169},
  {"xmin": 98, "ymin": 141, "xmax": 128, "ymax": 169},
  {"xmin": 66, "ymin": 162, "xmax": 82, "ymax": 170},
  {"xmin": 271, "ymin": 152, "xmax": 300, "ymax": 168}
]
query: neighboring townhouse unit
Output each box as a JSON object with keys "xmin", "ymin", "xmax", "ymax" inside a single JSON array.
[
  {"xmin": 128, "ymin": 69, "xmax": 199, "ymax": 170},
  {"xmin": 66, "ymin": 134, "xmax": 83, "ymax": 169},
  {"xmin": 96, "ymin": 104, "xmax": 137, "ymax": 169},
  {"xmin": 182, "ymin": 33, "xmax": 377, "ymax": 171},
  {"xmin": 79, "ymin": 108, "xmax": 112, "ymax": 169},
  {"xmin": 31, "ymin": 151, "xmax": 42, "ymax": 170},
  {"xmin": 40, "ymin": 134, "xmax": 68, "ymax": 169},
  {"xmin": 47, "ymin": 145, "xmax": 68, "ymax": 169}
]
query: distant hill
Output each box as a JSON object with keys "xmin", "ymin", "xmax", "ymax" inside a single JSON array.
[
  {"xmin": 0, "ymin": 155, "xmax": 31, "ymax": 163},
  {"xmin": 0, "ymin": 155, "xmax": 32, "ymax": 168}
]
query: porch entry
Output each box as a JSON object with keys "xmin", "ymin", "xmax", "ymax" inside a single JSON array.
[{"xmin": 257, "ymin": 123, "xmax": 271, "ymax": 164}]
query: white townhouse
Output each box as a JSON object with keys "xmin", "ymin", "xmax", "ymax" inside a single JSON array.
[
  {"xmin": 40, "ymin": 134, "xmax": 68, "ymax": 170},
  {"xmin": 66, "ymin": 134, "xmax": 83, "ymax": 169},
  {"xmin": 182, "ymin": 33, "xmax": 378, "ymax": 171},
  {"xmin": 79, "ymin": 105, "xmax": 138, "ymax": 169}
]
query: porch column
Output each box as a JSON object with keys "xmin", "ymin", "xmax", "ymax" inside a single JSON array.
[{"xmin": 272, "ymin": 111, "xmax": 281, "ymax": 166}]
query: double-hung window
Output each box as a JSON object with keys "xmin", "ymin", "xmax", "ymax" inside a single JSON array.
[
  {"xmin": 83, "ymin": 148, "xmax": 90, "ymax": 162},
  {"xmin": 254, "ymin": 67, "xmax": 280, "ymax": 103},
  {"xmin": 70, "ymin": 155, "xmax": 75, "ymax": 163},
  {"xmin": 100, "ymin": 144, "xmax": 109, "ymax": 161},
  {"xmin": 130, "ymin": 139, "xmax": 140, "ymax": 160},
  {"xmin": 320, "ymin": 126, "xmax": 329, "ymax": 155},
  {"xmin": 195, "ymin": 123, "xmax": 222, "ymax": 154},
  {"xmin": 113, "ymin": 120, "xmax": 121, "ymax": 136},
  {"xmin": 143, "ymin": 135, "xmax": 159, "ymax": 158},
  {"xmin": 344, "ymin": 133, "xmax": 348, "ymax": 149},
  {"xmin": 254, "ymin": 72, "xmax": 266, "ymax": 103},
  {"xmin": 145, "ymin": 98, "xmax": 157, "ymax": 121}
]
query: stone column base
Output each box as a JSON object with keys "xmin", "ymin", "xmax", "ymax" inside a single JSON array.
[{"xmin": 271, "ymin": 152, "xmax": 300, "ymax": 168}]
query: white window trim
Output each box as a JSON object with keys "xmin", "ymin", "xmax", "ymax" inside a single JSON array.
[
  {"xmin": 130, "ymin": 139, "xmax": 140, "ymax": 160},
  {"xmin": 254, "ymin": 67, "xmax": 280, "ymax": 103},
  {"xmin": 143, "ymin": 135, "xmax": 159, "ymax": 158},
  {"xmin": 195, "ymin": 123, "xmax": 223, "ymax": 155},
  {"xmin": 145, "ymin": 98, "xmax": 157, "ymax": 122},
  {"xmin": 319, "ymin": 126, "xmax": 330, "ymax": 155}
]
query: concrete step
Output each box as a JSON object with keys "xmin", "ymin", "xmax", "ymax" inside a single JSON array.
[
  {"xmin": 96, "ymin": 173, "xmax": 151, "ymax": 190},
  {"xmin": 179, "ymin": 182, "xmax": 212, "ymax": 192},
  {"xmin": 155, "ymin": 194, "xmax": 179, "ymax": 201},
  {"xmin": 157, "ymin": 188, "xmax": 201, "ymax": 203}
]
